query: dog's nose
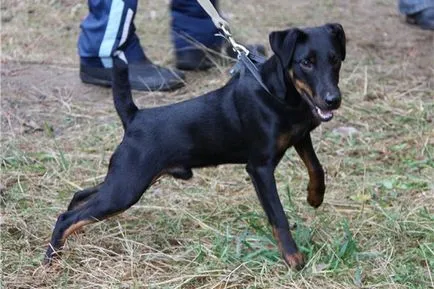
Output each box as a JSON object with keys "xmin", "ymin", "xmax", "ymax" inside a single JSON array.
[{"xmin": 324, "ymin": 92, "xmax": 341, "ymax": 109}]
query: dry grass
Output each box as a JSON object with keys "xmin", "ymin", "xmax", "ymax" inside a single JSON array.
[{"xmin": 1, "ymin": 0, "xmax": 433, "ymax": 288}]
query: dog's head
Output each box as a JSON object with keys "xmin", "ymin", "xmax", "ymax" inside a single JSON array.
[{"xmin": 269, "ymin": 23, "xmax": 346, "ymax": 122}]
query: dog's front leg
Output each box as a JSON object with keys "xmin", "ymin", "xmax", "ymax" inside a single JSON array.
[
  {"xmin": 246, "ymin": 162, "xmax": 305, "ymax": 270},
  {"xmin": 294, "ymin": 134, "xmax": 325, "ymax": 208}
]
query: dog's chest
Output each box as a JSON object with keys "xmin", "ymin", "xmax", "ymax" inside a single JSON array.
[{"xmin": 276, "ymin": 122, "xmax": 315, "ymax": 152}]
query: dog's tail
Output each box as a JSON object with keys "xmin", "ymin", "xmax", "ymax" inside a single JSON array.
[{"xmin": 112, "ymin": 55, "xmax": 138, "ymax": 130}]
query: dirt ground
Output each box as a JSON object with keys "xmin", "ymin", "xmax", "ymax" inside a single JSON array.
[{"xmin": 1, "ymin": 0, "xmax": 433, "ymax": 288}]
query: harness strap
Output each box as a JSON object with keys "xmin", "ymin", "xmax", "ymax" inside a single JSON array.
[{"xmin": 237, "ymin": 53, "xmax": 272, "ymax": 95}]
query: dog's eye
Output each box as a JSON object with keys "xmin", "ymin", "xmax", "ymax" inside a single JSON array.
[{"xmin": 300, "ymin": 59, "xmax": 313, "ymax": 69}]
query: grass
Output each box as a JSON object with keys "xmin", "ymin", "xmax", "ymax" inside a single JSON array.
[{"xmin": 1, "ymin": 0, "xmax": 433, "ymax": 288}]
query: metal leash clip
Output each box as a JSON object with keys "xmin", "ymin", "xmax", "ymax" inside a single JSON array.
[
  {"xmin": 196, "ymin": 0, "xmax": 249, "ymax": 57},
  {"xmin": 197, "ymin": 0, "xmax": 271, "ymax": 94},
  {"xmin": 217, "ymin": 24, "xmax": 250, "ymax": 58}
]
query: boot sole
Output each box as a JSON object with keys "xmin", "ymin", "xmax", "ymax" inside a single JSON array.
[
  {"xmin": 80, "ymin": 71, "xmax": 185, "ymax": 92},
  {"xmin": 80, "ymin": 72, "xmax": 112, "ymax": 87}
]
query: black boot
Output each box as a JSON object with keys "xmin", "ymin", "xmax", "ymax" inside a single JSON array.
[
  {"xmin": 406, "ymin": 8, "xmax": 434, "ymax": 30},
  {"xmin": 80, "ymin": 59, "xmax": 185, "ymax": 91},
  {"xmin": 175, "ymin": 48, "xmax": 215, "ymax": 71}
]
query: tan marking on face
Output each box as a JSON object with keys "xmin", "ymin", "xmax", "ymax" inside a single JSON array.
[
  {"xmin": 61, "ymin": 220, "xmax": 94, "ymax": 242},
  {"xmin": 288, "ymin": 69, "xmax": 314, "ymax": 97},
  {"xmin": 294, "ymin": 79, "xmax": 313, "ymax": 98}
]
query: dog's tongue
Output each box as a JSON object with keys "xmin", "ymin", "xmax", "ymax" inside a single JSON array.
[{"xmin": 316, "ymin": 107, "xmax": 333, "ymax": 121}]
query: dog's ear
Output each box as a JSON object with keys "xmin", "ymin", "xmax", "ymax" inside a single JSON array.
[
  {"xmin": 266, "ymin": 29, "xmax": 301, "ymax": 102},
  {"xmin": 269, "ymin": 29, "xmax": 301, "ymax": 68},
  {"xmin": 325, "ymin": 23, "xmax": 346, "ymax": 61}
]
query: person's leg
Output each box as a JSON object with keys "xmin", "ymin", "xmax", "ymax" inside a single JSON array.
[
  {"xmin": 171, "ymin": 0, "xmax": 223, "ymax": 70},
  {"xmin": 399, "ymin": 0, "xmax": 434, "ymax": 30},
  {"xmin": 79, "ymin": 0, "xmax": 185, "ymax": 91},
  {"xmin": 399, "ymin": 0, "xmax": 433, "ymax": 14},
  {"xmin": 78, "ymin": 0, "xmax": 144, "ymax": 67}
]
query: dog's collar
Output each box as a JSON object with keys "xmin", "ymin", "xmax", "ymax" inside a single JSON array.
[{"xmin": 231, "ymin": 52, "xmax": 272, "ymax": 95}]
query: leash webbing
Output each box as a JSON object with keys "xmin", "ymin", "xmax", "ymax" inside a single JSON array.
[
  {"xmin": 196, "ymin": 0, "xmax": 228, "ymax": 31},
  {"xmin": 196, "ymin": 0, "xmax": 273, "ymax": 96}
]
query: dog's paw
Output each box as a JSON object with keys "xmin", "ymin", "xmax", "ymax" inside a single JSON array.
[
  {"xmin": 43, "ymin": 245, "xmax": 61, "ymax": 266},
  {"xmin": 43, "ymin": 254, "xmax": 56, "ymax": 266},
  {"xmin": 283, "ymin": 252, "xmax": 305, "ymax": 271},
  {"xmin": 307, "ymin": 182, "xmax": 325, "ymax": 208},
  {"xmin": 307, "ymin": 193, "xmax": 324, "ymax": 208}
]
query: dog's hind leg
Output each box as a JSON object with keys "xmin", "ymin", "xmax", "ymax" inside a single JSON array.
[
  {"xmin": 44, "ymin": 146, "xmax": 161, "ymax": 264},
  {"xmin": 67, "ymin": 183, "xmax": 103, "ymax": 211}
]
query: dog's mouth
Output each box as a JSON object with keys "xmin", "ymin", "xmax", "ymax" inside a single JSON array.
[
  {"xmin": 315, "ymin": 106, "xmax": 334, "ymax": 122},
  {"xmin": 300, "ymin": 92, "xmax": 335, "ymax": 122}
]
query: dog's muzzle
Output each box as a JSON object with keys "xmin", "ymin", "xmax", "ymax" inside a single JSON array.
[
  {"xmin": 315, "ymin": 106, "xmax": 334, "ymax": 122},
  {"xmin": 300, "ymin": 92, "xmax": 336, "ymax": 122}
]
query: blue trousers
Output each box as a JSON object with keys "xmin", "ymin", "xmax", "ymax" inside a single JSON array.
[
  {"xmin": 79, "ymin": 0, "xmax": 221, "ymax": 68},
  {"xmin": 399, "ymin": 0, "xmax": 434, "ymax": 14}
]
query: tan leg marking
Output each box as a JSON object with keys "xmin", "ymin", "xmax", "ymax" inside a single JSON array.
[
  {"xmin": 61, "ymin": 220, "xmax": 94, "ymax": 243},
  {"xmin": 284, "ymin": 251, "xmax": 305, "ymax": 271},
  {"xmin": 272, "ymin": 226, "xmax": 306, "ymax": 270},
  {"xmin": 277, "ymin": 132, "xmax": 291, "ymax": 152}
]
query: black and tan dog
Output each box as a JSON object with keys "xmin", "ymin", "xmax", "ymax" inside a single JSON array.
[{"xmin": 44, "ymin": 23, "xmax": 346, "ymax": 270}]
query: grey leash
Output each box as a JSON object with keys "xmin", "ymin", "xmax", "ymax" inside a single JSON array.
[{"xmin": 196, "ymin": 0, "xmax": 273, "ymax": 95}]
